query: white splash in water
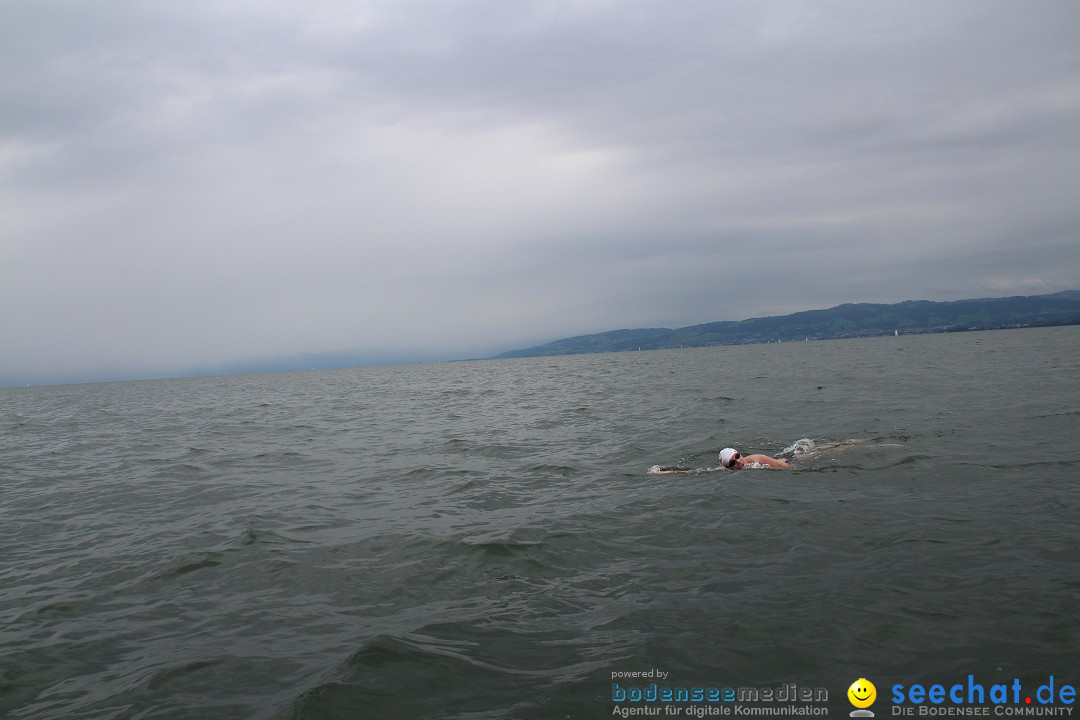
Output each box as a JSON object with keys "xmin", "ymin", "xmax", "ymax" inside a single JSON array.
[{"xmin": 784, "ymin": 438, "xmax": 816, "ymax": 457}]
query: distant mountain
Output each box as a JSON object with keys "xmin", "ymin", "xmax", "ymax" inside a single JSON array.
[{"xmin": 493, "ymin": 291, "xmax": 1080, "ymax": 359}]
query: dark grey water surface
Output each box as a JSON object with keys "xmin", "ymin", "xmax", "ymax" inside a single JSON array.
[{"xmin": 2, "ymin": 327, "xmax": 1078, "ymax": 719}]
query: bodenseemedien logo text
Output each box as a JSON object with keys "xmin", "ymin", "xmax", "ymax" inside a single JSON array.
[{"xmin": 612, "ymin": 682, "xmax": 828, "ymax": 703}]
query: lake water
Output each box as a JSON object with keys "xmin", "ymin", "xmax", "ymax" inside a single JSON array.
[{"xmin": 2, "ymin": 326, "xmax": 1078, "ymax": 719}]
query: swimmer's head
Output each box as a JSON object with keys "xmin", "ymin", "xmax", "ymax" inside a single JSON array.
[{"xmin": 720, "ymin": 448, "xmax": 741, "ymax": 468}]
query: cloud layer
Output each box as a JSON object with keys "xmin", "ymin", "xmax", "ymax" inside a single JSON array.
[{"xmin": 3, "ymin": 0, "xmax": 1079, "ymax": 383}]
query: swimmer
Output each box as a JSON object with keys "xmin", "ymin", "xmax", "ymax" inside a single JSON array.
[
  {"xmin": 719, "ymin": 447, "xmax": 789, "ymax": 470},
  {"xmin": 648, "ymin": 447, "xmax": 789, "ymax": 474}
]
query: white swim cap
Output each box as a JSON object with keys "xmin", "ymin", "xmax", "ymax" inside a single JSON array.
[{"xmin": 720, "ymin": 448, "xmax": 740, "ymax": 467}]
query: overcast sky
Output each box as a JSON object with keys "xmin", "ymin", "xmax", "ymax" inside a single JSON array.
[{"xmin": 3, "ymin": 0, "xmax": 1079, "ymax": 384}]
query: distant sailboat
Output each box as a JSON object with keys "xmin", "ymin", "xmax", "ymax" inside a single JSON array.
[{"xmin": 895, "ymin": 330, "xmax": 899, "ymax": 336}]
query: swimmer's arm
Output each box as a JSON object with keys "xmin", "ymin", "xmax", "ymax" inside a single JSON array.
[
  {"xmin": 648, "ymin": 465, "xmax": 726, "ymax": 475},
  {"xmin": 744, "ymin": 454, "xmax": 790, "ymax": 469}
]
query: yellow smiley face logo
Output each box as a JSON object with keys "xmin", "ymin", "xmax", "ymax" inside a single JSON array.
[{"xmin": 848, "ymin": 678, "xmax": 876, "ymax": 708}]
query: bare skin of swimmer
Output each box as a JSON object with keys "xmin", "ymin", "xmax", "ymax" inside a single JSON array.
[{"xmin": 730, "ymin": 453, "xmax": 789, "ymax": 469}]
